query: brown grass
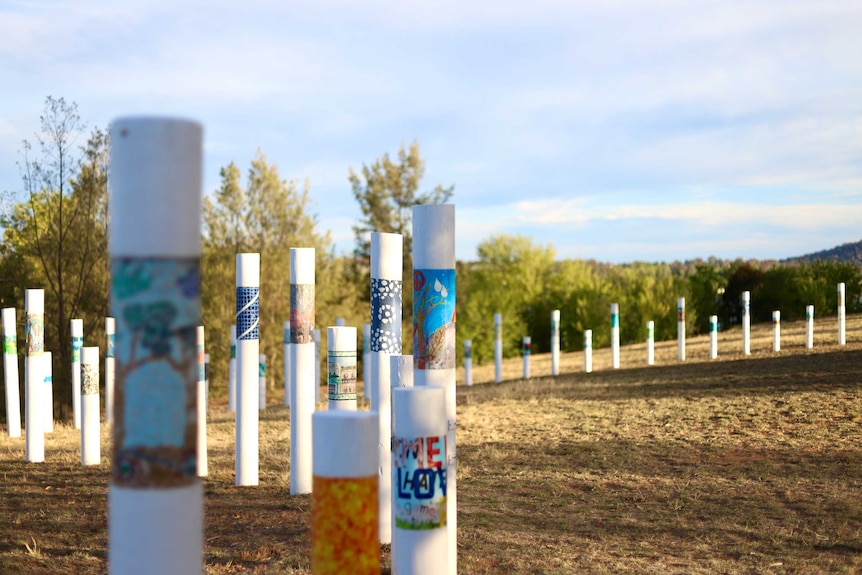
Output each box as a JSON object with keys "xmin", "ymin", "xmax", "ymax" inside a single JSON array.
[{"xmin": 1, "ymin": 315, "xmax": 861, "ymax": 574}]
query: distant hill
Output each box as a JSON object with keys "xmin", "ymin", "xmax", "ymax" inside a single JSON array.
[{"xmin": 783, "ymin": 240, "xmax": 862, "ymax": 265}]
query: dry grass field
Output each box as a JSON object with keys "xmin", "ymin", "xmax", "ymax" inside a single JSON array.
[{"xmin": 1, "ymin": 314, "xmax": 861, "ymax": 574}]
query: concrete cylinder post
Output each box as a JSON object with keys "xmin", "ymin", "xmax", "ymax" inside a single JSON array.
[
  {"xmin": 362, "ymin": 323, "xmax": 371, "ymax": 400},
  {"xmin": 312, "ymin": 411, "xmax": 379, "ymax": 575},
  {"xmin": 236, "ymin": 253, "xmax": 260, "ymax": 486},
  {"xmin": 709, "ymin": 315, "xmax": 718, "ymax": 359},
  {"xmin": 742, "ymin": 291, "xmax": 751, "ymax": 356},
  {"xmin": 24, "ymin": 288, "xmax": 45, "ymax": 463},
  {"xmin": 197, "ymin": 326, "xmax": 207, "ymax": 477},
  {"xmin": 584, "ymin": 329, "xmax": 593, "ymax": 373},
  {"xmin": 290, "ymin": 247, "xmax": 316, "ymax": 495},
  {"xmin": 43, "ymin": 351, "xmax": 53, "ymax": 433},
  {"xmin": 773, "ymin": 310, "xmax": 781, "ymax": 352},
  {"xmin": 412, "ymin": 204, "xmax": 457, "ymax": 575},
  {"xmin": 313, "ymin": 329, "xmax": 321, "ymax": 404},
  {"xmin": 677, "ymin": 297, "xmax": 686, "ymax": 361},
  {"xmin": 229, "ymin": 325, "xmax": 236, "ymax": 413},
  {"xmin": 392, "ymin": 386, "xmax": 449, "ymax": 575},
  {"xmin": 258, "ymin": 354, "xmax": 266, "ymax": 411},
  {"xmin": 2, "ymin": 308, "xmax": 21, "ymax": 438},
  {"xmin": 81, "ymin": 346, "xmax": 100, "ymax": 466},
  {"xmin": 838, "ymin": 282, "xmax": 846, "ymax": 345},
  {"xmin": 611, "ymin": 303, "xmax": 620, "ymax": 369},
  {"xmin": 493, "ymin": 313, "xmax": 502, "ymax": 383},
  {"xmin": 806, "ymin": 305, "xmax": 814, "ymax": 349},
  {"xmin": 550, "ymin": 310, "xmax": 561, "ymax": 376},
  {"xmin": 328, "ymin": 326, "xmax": 357, "ymax": 411},
  {"xmin": 283, "ymin": 322, "xmax": 291, "ymax": 407},
  {"xmin": 646, "ymin": 321, "xmax": 655, "ymax": 366},
  {"xmin": 522, "ymin": 336, "xmax": 531, "ymax": 379},
  {"xmin": 105, "ymin": 317, "xmax": 115, "ymax": 424},
  {"xmin": 107, "ymin": 117, "xmax": 202, "ymax": 575},
  {"xmin": 71, "ymin": 318, "xmax": 83, "ymax": 429},
  {"xmin": 370, "ymin": 231, "xmax": 403, "ymax": 545},
  {"xmin": 464, "ymin": 340, "xmax": 472, "ymax": 387}
]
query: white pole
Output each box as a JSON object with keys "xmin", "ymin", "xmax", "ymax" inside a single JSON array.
[
  {"xmin": 370, "ymin": 231, "xmax": 403, "ymax": 545},
  {"xmin": 522, "ymin": 336, "xmax": 531, "ymax": 379},
  {"xmin": 43, "ymin": 351, "xmax": 53, "ymax": 433},
  {"xmin": 550, "ymin": 310, "xmax": 560, "ymax": 376},
  {"xmin": 283, "ymin": 322, "xmax": 291, "ymax": 407},
  {"xmin": 105, "ymin": 316, "xmax": 115, "ymax": 424},
  {"xmin": 392, "ymin": 386, "xmax": 449, "ymax": 575},
  {"xmin": 204, "ymin": 353, "xmax": 209, "ymax": 413},
  {"xmin": 389, "ymin": 354, "xmax": 413, "ymax": 569},
  {"xmin": 290, "ymin": 247, "xmax": 316, "ymax": 495},
  {"xmin": 81, "ymin": 346, "xmax": 100, "ymax": 466},
  {"xmin": 328, "ymin": 326, "xmax": 357, "ymax": 411},
  {"xmin": 493, "ymin": 313, "xmax": 502, "ymax": 383},
  {"xmin": 258, "ymin": 354, "xmax": 266, "ymax": 411},
  {"xmin": 742, "ymin": 291, "xmax": 751, "ymax": 356},
  {"xmin": 362, "ymin": 323, "xmax": 371, "ymax": 400},
  {"xmin": 236, "ymin": 252, "xmax": 260, "ymax": 486},
  {"xmin": 2, "ymin": 307, "xmax": 21, "ymax": 438},
  {"xmin": 584, "ymin": 329, "xmax": 593, "ymax": 373},
  {"xmin": 838, "ymin": 282, "xmax": 846, "ymax": 345},
  {"xmin": 229, "ymin": 325, "xmax": 236, "ymax": 413},
  {"xmin": 709, "ymin": 315, "xmax": 718, "ymax": 359},
  {"xmin": 311, "ymin": 411, "xmax": 379, "ymax": 573},
  {"xmin": 313, "ymin": 328, "xmax": 321, "ymax": 404},
  {"xmin": 611, "ymin": 303, "xmax": 620, "ymax": 369},
  {"xmin": 773, "ymin": 310, "xmax": 781, "ymax": 352},
  {"xmin": 464, "ymin": 340, "xmax": 472, "ymax": 387},
  {"xmin": 197, "ymin": 326, "xmax": 207, "ymax": 477},
  {"xmin": 71, "ymin": 318, "xmax": 83, "ymax": 429},
  {"xmin": 806, "ymin": 305, "xmax": 815, "ymax": 349},
  {"xmin": 677, "ymin": 297, "xmax": 686, "ymax": 361},
  {"xmin": 24, "ymin": 288, "xmax": 44, "ymax": 463},
  {"xmin": 107, "ymin": 117, "xmax": 202, "ymax": 575},
  {"xmin": 412, "ymin": 203, "xmax": 457, "ymax": 575},
  {"xmin": 646, "ymin": 321, "xmax": 655, "ymax": 366}
]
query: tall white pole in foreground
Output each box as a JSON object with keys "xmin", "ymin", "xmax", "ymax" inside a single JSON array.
[
  {"xmin": 24, "ymin": 288, "xmax": 44, "ymax": 463},
  {"xmin": 550, "ymin": 310, "xmax": 560, "ymax": 376},
  {"xmin": 413, "ymin": 203, "xmax": 457, "ymax": 575},
  {"xmin": 392, "ymin": 386, "xmax": 449, "ymax": 575},
  {"xmin": 229, "ymin": 325, "xmax": 236, "ymax": 412},
  {"xmin": 43, "ymin": 351, "xmax": 53, "ymax": 433},
  {"xmin": 283, "ymin": 322, "xmax": 291, "ymax": 407},
  {"xmin": 258, "ymin": 354, "xmax": 266, "ymax": 411},
  {"xmin": 709, "ymin": 315, "xmax": 718, "ymax": 359},
  {"xmin": 107, "ymin": 117, "xmax": 202, "ymax": 575},
  {"xmin": 646, "ymin": 321, "xmax": 655, "ymax": 366},
  {"xmin": 584, "ymin": 330, "xmax": 593, "ymax": 373},
  {"xmin": 370, "ymin": 231, "xmax": 402, "ymax": 545},
  {"xmin": 313, "ymin": 329, "xmax": 321, "ymax": 404},
  {"xmin": 838, "ymin": 282, "xmax": 846, "ymax": 345},
  {"xmin": 522, "ymin": 336, "xmax": 531, "ymax": 379},
  {"xmin": 806, "ymin": 305, "xmax": 815, "ymax": 349},
  {"xmin": 677, "ymin": 297, "xmax": 686, "ymax": 361},
  {"xmin": 71, "ymin": 318, "xmax": 83, "ymax": 429},
  {"xmin": 493, "ymin": 313, "xmax": 502, "ymax": 383},
  {"xmin": 328, "ymin": 326, "xmax": 357, "ymax": 411},
  {"xmin": 290, "ymin": 247, "xmax": 316, "ymax": 495},
  {"xmin": 236, "ymin": 253, "xmax": 260, "ymax": 486},
  {"xmin": 463, "ymin": 340, "xmax": 472, "ymax": 387},
  {"xmin": 742, "ymin": 291, "xmax": 751, "ymax": 356},
  {"xmin": 197, "ymin": 326, "xmax": 207, "ymax": 477},
  {"xmin": 81, "ymin": 346, "xmax": 100, "ymax": 466},
  {"xmin": 362, "ymin": 323, "xmax": 371, "ymax": 399},
  {"xmin": 2, "ymin": 307, "xmax": 21, "ymax": 438},
  {"xmin": 105, "ymin": 317, "xmax": 115, "ymax": 424},
  {"xmin": 772, "ymin": 311, "xmax": 781, "ymax": 352},
  {"xmin": 611, "ymin": 303, "xmax": 620, "ymax": 369}
]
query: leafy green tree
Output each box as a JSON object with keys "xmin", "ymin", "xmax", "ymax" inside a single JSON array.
[{"xmin": 688, "ymin": 264, "xmax": 724, "ymax": 333}]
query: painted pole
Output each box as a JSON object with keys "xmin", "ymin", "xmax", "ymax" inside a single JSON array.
[
  {"xmin": 236, "ymin": 252, "xmax": 260, "ymax": 486},
  {"xmin": 313, "ymin": 328, "xmax": 321, "ymax": 404},
  {"xmin": 370, "ymin": 231, "xmax": 402, "ymax": 545},
  {"xmin": 229, "ymin": 325, "xmax": 236, "ymax": 412},
  {"xmin": 81, "ymin": 346, "xmax": 100, "ymax": 466},
  {"xmin": 464, "ymin": 340, "xmax": 472, "ymax": 387},
  {"xmin": 283, "ymin": 322, "xmax": 291, "ymax": 407},
  {"xmin": 43, "ymin": 351, "xmax": 53, "ymax": 433},
  {"xmin": 709, "ymin": 315, "xmax": 718, "ymax": 359},
  {"xmin": 197, "ymin": 326, "xmax": 207, "ymax": 477},
  {"xmin": 522, "ymin": 336, "xmax": 531, "ymax": 379},
  {"xmin": 105, "ymin": 317, "xmax": 115, "ymax": 424},
  {"xmin": 412, "ymin": 203, "xmax": 457, "ymax": 575},
  {"xmin": 389, "ymin": 354, "xmax": 413, "ymax": 571},
  {"xmin": 611, "ymin": 303, "xmax": 620, "ymax": 369},
  {"xmin": 806, "ymin": 305, "xmax": 815, "ymax": 349},
  {"xmin": 107, "ymin": 117, "xmax": 202, "ymax": 575},
  {"xmin": 2, "ymin": 308, "xmax": 21, "ymax": 438},
  {"xmin": 584, "ymin": 330, "xmax": 592, "ymax": 373},
  {"xmin": 742, "ymin": 291, "xmax": 751, "ymax": 355},
  {"xmin": 550, "ymin": 310, "xmax": 560, "ymax": 376},
  {"xmin": 258, "ymin": 354, "xmax": 266, "ymax": 411},
  {"xmin": 773, "ymin": 310, "xmax": 781, "ymax": 352},
  {"xmin": 204, "ymin": 353, "xmax": 210, "ymax": 413},
  {"xmin": 362, "ymin": 323, "xmax": 371, "ymax": 400},
  {"xmin": 71, "ymin": 318, "xmax": 83, "ymax": 429},
  {"xmin": 328, "ymin": 326, "xmax": 357, "ymax": 411},
  {"xmin": 677, "ymin": 297, "xmax": 686, "ymax": 361},
  {"xmin": 392, "ymin": 386, "xmax": 449, "ymax": 575},
  {"xmin": 493, "ymin": 313, "xmax": 502, "ymax": 383},
  {"xmin": 646, "ymin": 321, "xmax": 655, "ymax": 366},
  {"xmin": 312, "ymin": 411, "xmax": 379, "ymax": 575},
  {"xmin": 290, "ymin": 247, "xmax": 316, "ymax": 495},
  {"xmin": 24, "ymin": 288, "xmax": 44, "ymax": 463},
  {"xmin": 838, "ymin": 282, "xmax": 846, "ymax": 345}
]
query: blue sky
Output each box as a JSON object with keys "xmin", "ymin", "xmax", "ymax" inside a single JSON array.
[{"xmin": 1, "ymin": 0, "xmax": 861, "ymax": 263}]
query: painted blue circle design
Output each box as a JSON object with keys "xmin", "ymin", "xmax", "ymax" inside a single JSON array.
[
  {"xmin": 371, "ymin": 278, "xmax": 402, "ymax": 354},
  {"xmin": 236, "ymin": 287, "xmax": 260, "ymax": 340}
]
